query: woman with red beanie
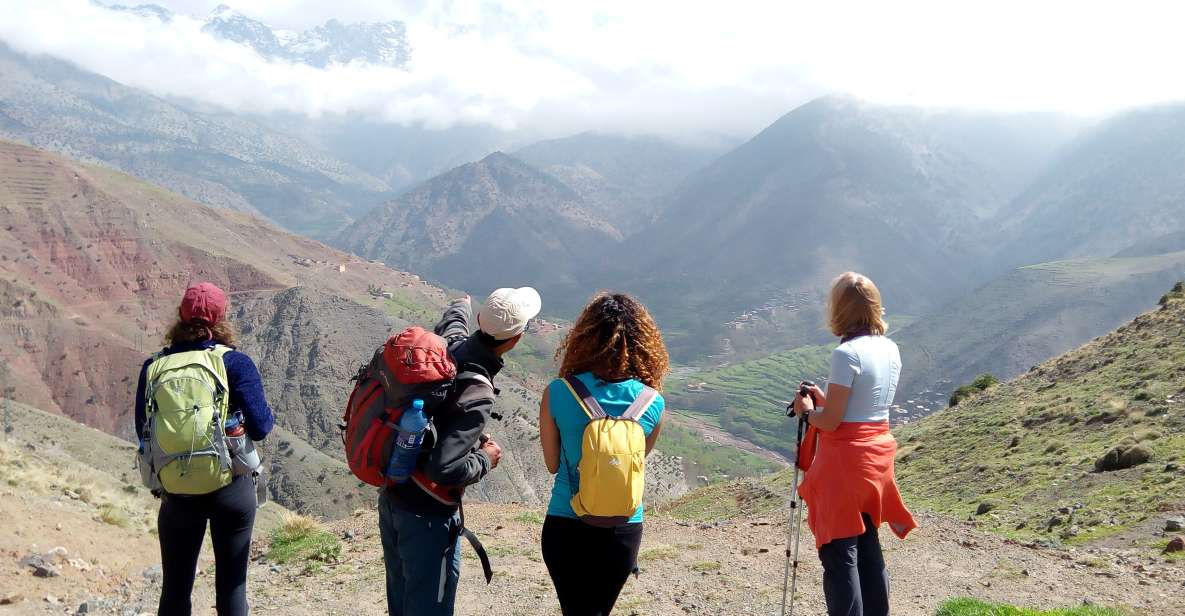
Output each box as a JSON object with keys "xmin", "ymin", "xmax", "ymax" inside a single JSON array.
[{"xmin": 134, "ymin": 282, "xmax": 274, "ymax": 616}]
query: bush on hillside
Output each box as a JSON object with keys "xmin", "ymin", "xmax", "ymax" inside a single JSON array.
[
  {"xmin": 949, "ymin": 373, "xmax": 999, "ymax": 407},
  {"xmin": 1159, "ymin": 281, "xmax": 1184, "ymax": 307}
]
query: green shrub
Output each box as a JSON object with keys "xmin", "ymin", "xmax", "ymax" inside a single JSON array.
[
  {"xmin": 267, "ymin": 514, "xmax": 341, "ymax": 565},
  {"xmin": 949, "ymin": 373, "xmax": 999, "ymax": 407},
  {"xmin": 514, "ymin": 511, "xmax": 544, "ymax": 525},
  {"xmin": 98, "ymin": 504, "xmax": 129, "ymax": 528},
  {"xmin": 935, "ymin": 597, "xmax": 1124, "ymax": 615}
]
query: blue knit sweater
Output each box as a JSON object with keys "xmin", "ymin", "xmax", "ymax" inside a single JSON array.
[{"xmin": 134, "ymin": 340, "xmax": 275, "ymax": 442}]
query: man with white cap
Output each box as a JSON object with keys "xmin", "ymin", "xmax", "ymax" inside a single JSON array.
[{"xmin": 379, "ymin": 287, "xmax": 541, "ymax": 616}]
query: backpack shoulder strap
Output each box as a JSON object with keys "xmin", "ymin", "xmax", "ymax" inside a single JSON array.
[
  {"xmin": 621, "ymin": 386, "xmax": 658, "ymax": 422},
  {"xmin": 453, "ymin": 370, "xmax": 497, "ymax": 415},
  {"xmin": 456, "ymin": 371, "xmax": 493, "ymax": 391},
  {"xmin": 562, "ymin": 375, "xmax": 606, "ymax": 420}
]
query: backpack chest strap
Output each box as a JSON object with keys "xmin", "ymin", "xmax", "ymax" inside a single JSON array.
[{"xmin": 562, "ymin": 376, "xmax": 657, "ymax": 421}]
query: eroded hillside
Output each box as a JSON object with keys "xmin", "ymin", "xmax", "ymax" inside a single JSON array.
[{"xmin": 0, "ymin": 139, "xmax": 686, "ymax": 519}]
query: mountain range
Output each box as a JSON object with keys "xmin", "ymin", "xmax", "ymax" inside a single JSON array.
[
  {"xmin": 107, "ymin": 3, "xmax": 412, "ymax": 69},
  {"xmin": 0, "ymin": 42, "xmax": 393, "ymax": 239},
  {"xmin": 5, "ymin": 28, "xmax": 1185, "ymax": 448}
]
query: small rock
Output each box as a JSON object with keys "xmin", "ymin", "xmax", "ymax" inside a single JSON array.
[
  {"xmin": 44, "ymin": 595, "xmax": 60, "ymax": 605},
  {"xmin": 343, "ymin": 530, "xmax": 356, "ymax": 541},
  {"xmin": 33, "ymin": 563, "xmax": 62, "ymax": 578},
  {"xmin": 1047, "ymin": 516, "xmax": 1064, "ymax": 529},
  {"xmin": 1, "ymin": 593, "xmax": 23, "ymax": 605},
  {"xmin": 270, "ymin": 565, "xmax": 281, "ymax": 573},
  {"xmin": 1165, "ymin": 463, "xmax": 1179, "ymax": 472},
  {"xmin": 64, "ymin": 489, "xmax": 80, "ymax": 500},
  {"xmin": 1165, "ymin": 518, "xmax": 1184, "ymax": 532},
  {"xmin": 1164, "ymin": 536, "xmax": 1184, "ymax": 554},
  {"xmin": 142, "ymin": 565, "xmax": 163, "ymax": 581},
  {"xmin": 1059, "ymin": 506, "xmax": 1072, "ymax": 515},
  {"xmin": 976, "ymin": 502, "xmax": 995, "ymax": 516}
]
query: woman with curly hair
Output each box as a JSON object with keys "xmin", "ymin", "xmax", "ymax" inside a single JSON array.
[{"xmin": 539, "ymin": 292, "xmax": 670, "ymax": 616}]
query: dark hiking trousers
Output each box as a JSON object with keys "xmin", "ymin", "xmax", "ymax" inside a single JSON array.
[
  {"xmin": 818, "ymin": 513, "xmax": 889, "ymax": 616},
  {"xmin": 158, "ymin": 475, "xmax": 257, "ymax": 616},
  {"xmin": 542, "ymin": 515, "xmax": 643, "ymax": 616}
]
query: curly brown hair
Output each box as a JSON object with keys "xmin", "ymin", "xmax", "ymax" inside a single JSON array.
[
  {"xmin": 555, "ymin": 293, "xmax": 669, "ymax": 390},
  {"xmin": 165, "ymin": 318, "xmax": 237, "ymax": 347}
]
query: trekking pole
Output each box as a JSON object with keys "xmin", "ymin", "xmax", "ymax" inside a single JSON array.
[{"xmin": 780, "ymin": 383, "xmax": 813, "ymax": 616}]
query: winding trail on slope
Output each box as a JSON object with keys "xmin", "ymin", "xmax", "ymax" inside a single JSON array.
[{"xmin": 669, "ymin": 409, "xmax": 791, "ymax": 466}]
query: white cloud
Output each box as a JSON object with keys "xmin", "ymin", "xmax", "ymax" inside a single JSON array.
[{"xmin": 3, "ymin": 0, "xmax": 1185, "ymax": 138}]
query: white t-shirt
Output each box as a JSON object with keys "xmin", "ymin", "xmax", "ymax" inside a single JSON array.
[{"xmin": 828, "ymin": 335, "xmax": 901, "ymax": 423}]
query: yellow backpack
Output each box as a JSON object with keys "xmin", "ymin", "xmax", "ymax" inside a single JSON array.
[{"xmin": 562, "ymin": 375, "xmax": 658, "ymax": 527}]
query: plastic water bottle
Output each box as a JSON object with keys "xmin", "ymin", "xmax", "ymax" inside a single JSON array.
[
  {"xmin": 224, "ymin": 413, "xmax": 261, "ymax": 476},
  {"xmin": 387, "ymin": 399, "xmax": 428, "ymax": 484},
  {"xmin": 224, "ymin": 414, "xmax": 246, "ymax": 438}
]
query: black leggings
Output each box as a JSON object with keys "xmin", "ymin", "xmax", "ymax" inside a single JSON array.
[
  {"xmin": 541, "ymin": 515, "xmax": 643, "ymax": 616},
  {"xmin": 818, "ymin": 513, "xmax": 889, "ymax": 616},
  {"xmin": 158, "ymin": 475, "xmax": 257, "ymax": 616}
]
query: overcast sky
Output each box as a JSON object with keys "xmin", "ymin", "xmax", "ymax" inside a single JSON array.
[{"xmin": 4, "ymin": 0, "xmax": 1185, "ymax": 138}]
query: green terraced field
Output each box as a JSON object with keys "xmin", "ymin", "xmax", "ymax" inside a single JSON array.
[{"xmin": 665, "ymin": 345, "xmax": 833, "ymax": 457}]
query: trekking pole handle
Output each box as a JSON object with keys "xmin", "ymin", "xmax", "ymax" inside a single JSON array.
[{"xmin": 791, "ymin": 381, "xmax": 818, "ymax": 441}]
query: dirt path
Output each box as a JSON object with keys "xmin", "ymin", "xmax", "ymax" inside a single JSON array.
[
  {"xmin": 92, "ymin": 503, "xmax": 1182, "ymax": 616},
  {"xmin": 670, "ymin": 410, "xmax": 790, "ymax": 466}
]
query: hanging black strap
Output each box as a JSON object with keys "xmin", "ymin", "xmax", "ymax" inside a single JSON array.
[{"xmin": 452, "ymin": 501, "xmax": 493, "ymax": 584}]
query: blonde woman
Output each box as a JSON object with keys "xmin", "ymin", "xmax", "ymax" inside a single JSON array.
[{"xmin": 793, "ymin": 272, "xmax": 916, "ymax": 616}]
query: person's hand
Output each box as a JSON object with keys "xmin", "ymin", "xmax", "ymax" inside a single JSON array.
[
  {"xmin": 792, "ymin": 391, "xmax": 815, "ymax": 417},
  {"xmin": 480, "ymin": 437, "xmax": 503, "ymax": 469},
  {"xmin": 801, "ymin": 382, "xmax": 826, "ymax": 407}
]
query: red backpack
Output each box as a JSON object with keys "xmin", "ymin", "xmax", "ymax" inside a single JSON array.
[{"xmin": 341, "ymin": 327, "xmax": 467, "ymax": 501}]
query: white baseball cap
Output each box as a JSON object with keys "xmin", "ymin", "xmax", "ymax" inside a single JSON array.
[{"xmin": 477, "ymin": 287, "xmax": 542, "ymax": 340}]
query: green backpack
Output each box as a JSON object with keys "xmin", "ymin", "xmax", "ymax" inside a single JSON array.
[{"xmin": 137, "ymin": 346, "xmax": 235, "ymax": 495}]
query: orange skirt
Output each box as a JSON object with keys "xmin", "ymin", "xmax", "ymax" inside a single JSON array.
[{"xmin": 797, "ymin": 421, "xmax": 917, "ymax": 550}]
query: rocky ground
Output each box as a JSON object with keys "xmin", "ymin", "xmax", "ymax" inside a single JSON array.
[{"xmin": 7, "ymin": 500, "xmax": 1181, "ymax": 616}]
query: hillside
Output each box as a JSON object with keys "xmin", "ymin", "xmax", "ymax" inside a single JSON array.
[
  {"xmin": 1000, "ymin": 103, "xmax": 1185, "ymax": 267},
  {"xmin": 894, "ymin": 252, "xmax": 1185, "ymax": 411},
  {"xmin": 894, "ymin": 283, "xmax": 1185, "ymax": 546},
  {"xmin": 0, "ymin": 43, "xmax": 392, "ymax": 238},
  {"xmin": 333, "ymin": 152, "xmax": 621, "ymax": 311},
  {"xmin": 0, "ymin": 139, "xmax": 686, "ymax": 518},
  {"xmin": 514, "ymin": 132, "xmax": 719, "ymax": 231}
]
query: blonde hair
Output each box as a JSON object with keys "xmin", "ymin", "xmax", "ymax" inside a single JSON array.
[
  {"xmin": 828, "ymin": 272, "xmax": 887, "ymax": 337},
  {"xmin": 555, "ymin": 293, "xmax": 670, "ymax": 390}
]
